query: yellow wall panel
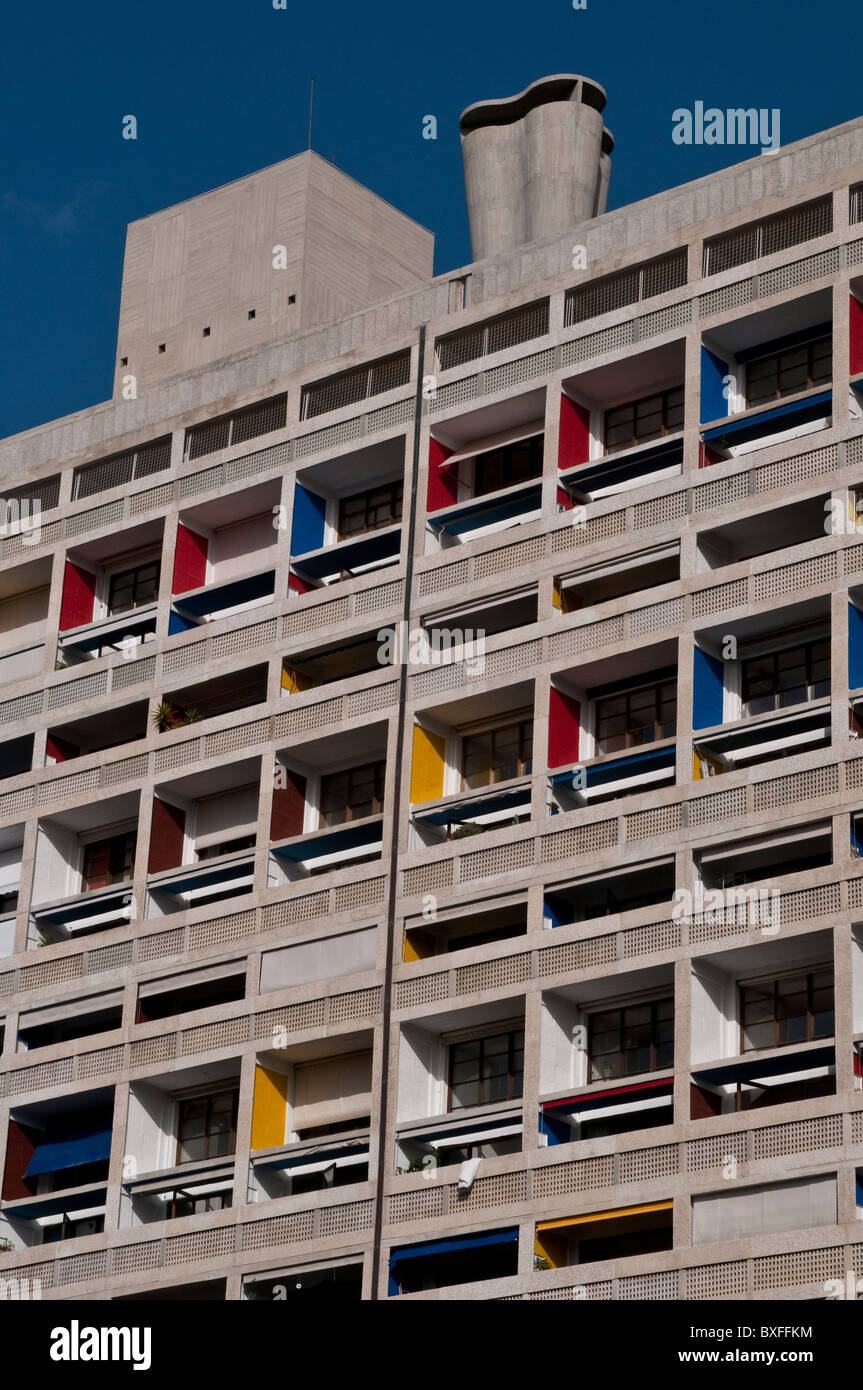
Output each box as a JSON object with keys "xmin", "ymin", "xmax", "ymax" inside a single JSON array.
[
  {"xmin": 410, "ymin": 725, "xmax": 446, "ymax": 803},
  {"xmin": 251, "ymin": 1065, "xmax": 288, "ymax": 1150}
]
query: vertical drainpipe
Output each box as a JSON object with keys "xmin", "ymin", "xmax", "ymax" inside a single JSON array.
[{"xmin": 370, "ymin": 321, "xmax": 427, "ymax": 1298}]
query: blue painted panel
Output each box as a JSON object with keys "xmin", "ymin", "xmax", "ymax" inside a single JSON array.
[
  {"xmin": 850, "ymin": 603, "xmax": 863, "ymax": 691},
  {"xmin": 693, "ymin": 646, "xmax": 725, "ymax": 731},
  {"xmin": 290, "ymin": 483, "xmax": 327, "ymax": 557},
  {"xmin": 168, "ymin": 609, "xmax": 198, "ymax": 635},
  {"xmin": 700, "ymin": 347, "xmax": 729, "ymax": 424},
  {"xmin": 702, "ymin": 390, "xmax": 831, "ymax": 443}
]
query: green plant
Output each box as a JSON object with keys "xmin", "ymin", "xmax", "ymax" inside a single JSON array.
[
  {"xmin": 534, "ymin": 1255, "xmax": 551, "ymax": 1271},
  {"xmin": 0, "ymin": 1237, "xmax": 13, "ymax": 1253},
  {"xmin": 451, "ymin": 821, "xmax": 486, "ymax": 839},
  {"xmin": 177, "ymin": 704, "xmax": 202, "ymax": 725},
  {"xmin": 152, "ymin": 700, "xmax": 177, "ymax": 732},
  {"xmin": 395, "ymin": 1148, "xmax": 441, "ymax": 1175}
]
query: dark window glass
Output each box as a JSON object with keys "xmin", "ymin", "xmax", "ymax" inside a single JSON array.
[
  {"xmin": 588, "ymin": 998, "xmax": 674, "ymax": 1081},
  {"xmin": 319, "ymin": 761, "xmax": 386, "ymax": 827},
  {"xmin": 604, "ymin": 387, "xmax": 684, "ymax": 454},
  {"xmin": 594, "ymin": 680, "xmax": 677, "ymax": 755},
  {"xmin": 741, "ymin": 638, "xmax": 830, "ymax": 717},
  {"xmin": 337, "ymin": 482, "xmax": 403, "ymax": 540},
  {"xmin": 107, "ymin": 561, "xmax": 161, "ymax": 615},
  {"xmin": 745, "ymin": 336, "xmax": 832, "ymax": 408},
  {"xmin": 177, "ymin": 1090, "xmax": 239, "ymax": 1163},
  {"xmin": 81, "ymin": 831, "xmax": 136, "ymax": 892},
  {"xmin": 740, "ymin": 971, "xmax": 834, "ymax": 1052},
  {"xmin": 473, "ymin": 434, "xmax": 544, "ymax": 497},
  {"xmin": 461, "ymin": 720, "xmax": 533, "ymax": 790},
  {"xmin": 449, "ymin": 1029, "xmax": 524, "ymax": 1109}
]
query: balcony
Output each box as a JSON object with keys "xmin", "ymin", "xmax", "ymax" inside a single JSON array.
[
  {"xmin": 389, "ymin": 1227, "xmax": 519, "ymax": 1295},
  {"xmin": 45, "ymin": 701, "xmax": 149, "ymax": 766},
  {"xmin": 426, "ymin": 389, "xmax": 545, "ymax": 548},
  {"xmin": 146, "ymin": 759, "xmax": 260, "ymax": 915},
  {"xmin": 29, "ymin": 793, "xmax": 140, "ymax": 944},
  {"xmin": 534, "ymin": 1202, "xmax": 673, "ymax": 1270},
  {"xmin": 57, "ymin": 518, "xmax": 164, "ymax": 663},
  {"xmin": 289, "ymin": 438, "xmax": 404, "ymax": 589},
  {"xmin": 700, "ymin": 290, "xmax": 832, "ymax": 461},
  {"xmin": 403, "ymin": 899, "xmax": 527, "ymax": 962},
  {"xmin": 0, "ymin": 554, "xmax": 51, "ymax": 684}
]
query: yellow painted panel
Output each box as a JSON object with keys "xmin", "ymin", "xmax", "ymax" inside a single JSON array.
[
  {"xmin": 251, "ymin": 1065, "xmax": 288, "ymax": 1151},
  {"xmin": 536, "ymin": 1200, "xmax": 673, "ymax": 1233},
  {"xmin": 534, "ymin": 1230, "xmax": 564, "ymax": 1269},
  {"xmin": 552, "ymin": 581, "xmax": 562, "ymax": 612},
  {"xmin": 410, "ymin": 725, "xmax": 446, "ymax": 803},
  {"xmin": 282, "ymin": 665, "xmax": 312, "ymax": 694},
  {"xmin": 693, "ymin": 749, "xmax": 702, "ymax": 781}
]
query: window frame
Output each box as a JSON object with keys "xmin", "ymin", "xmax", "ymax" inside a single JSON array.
[
  {"xmin": 337, "ymin": 481, "xmax": 403, "ymax": 540},
  {"xmin": 603, "ymin": 386, "xmax": 685, "ymax": 455},
  {"xmin": 460, "ymin": 718, "xmax": 534, "ymax": 791},
  {"xmin": 744, "ymin": 334, "xmax": 832, "ymax": 408},
  {"xmin": 318, "ymin": 759, "xmax": 386, "ymax": 828},
  {"xmin": 738, "ymin": 968, "xmax": 835, "ymax": 1054},
  {"xmin": 740, "ymin": 636, "xmax": 831, "ymax": 718},
  {"xmin": 447, "ymin": 1027, "xmax": 525, "ymax": 1110},
  {"xmin": 587, "ymin": 996, "xmax": 675, "ymax": 1083},
  {"xmin": 593, "ymin": 678, "xmax": 678, "ymax": 756},
  {"xmin": 175, "ymin": 1088, "xmax": 240, "ymax": 1165}
]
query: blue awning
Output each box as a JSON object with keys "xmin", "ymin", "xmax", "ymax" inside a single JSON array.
[
  {"xmin": 701, "ymin": 390, "xmax": 831, "ymax": 445},
  {"xmin": 25, "ymin": 1124, "xmax": 112, "ymax": 1178},
  {"xmin": 292, "ymin": 526, "xmax": 400, "ymax": 579},
  {"xmin": 560, "ymin": 439, "xmax": 683, "ymax": 494},
  {"xmin": 412, "ymin": 785, "xmax": 530, "ymax": 826},
  {"xmin": 173, "ymin": 569, "xmax": 275, "ymax": 618},
  {"xmin": 152, "ymin": 857, "xmax": 254, "ymax": 895},
  {"xmin": 62, "ymin": 608, "xmax": 157, "ymax": 652},
  {"xmin": 390, "ymin": 1227, "xmax": 518, "ymax": 1265},
  {"xmin": 272, "ymin": 817, "xmax": 383, "ymax": 862},
  {"xmin": 549, "ymin": 744, "xmax": 675, "ymax": 792},
  {"xmin": 33, "ymin": 887, "xmax": 131, "ymax": 926},
  {"xmin": 692, "ymin": 1044, "xmax": 834, "ymax": 1086},
  {"xmin": 429, "ymin": 483, "xmax": 542, "ymax": 537}
]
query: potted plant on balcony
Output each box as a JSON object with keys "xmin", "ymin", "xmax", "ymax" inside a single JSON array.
[{"xmin": 152, "ymin": 700, "xmax": 178, "ymax": 733}]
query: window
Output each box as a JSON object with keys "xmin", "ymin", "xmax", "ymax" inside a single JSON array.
[
  {"xmin": 741, "ymin": 638, "xmax": 830, "ymax": 717},
  {"xmin": 107, "ymin": 560, "xmax": 160, "ymax": 615},
  {"xmin": 43, "ymin": 1214, "xmax": 105, "ymax": 1244},
  {"xmin": 462, "ymin": 719, "xmax": 533, "ymax": 790},
  {"xmin": 0, "ymin": 890, "xmax": 18, "ymax": 915},
  {"xmin": 745, "ymin": 335, "xmax": 831, "ymax": 407},
  {"xmin": 588, "ymin": 998, "xmax": 674, "ymax": 1081},
  {"xmin": 166, "ymin": 1189, "xmax": 231, "ymax": 1219},
  {"xmin": 740, "ymin": 970, "xmax": 834, "ymax": 1052},
  {"xmin": 448, "ymin": 1028, "xmax": 524, "ymax": 1109},
  {"xmin": 197, "ymin": 835, "xmax": 255, "ymax": 862},
  {"xmin": 604, "ymin": 386, "xmax": 684, "ymax": 454},
  {"xmin": 594, "ymin": 680, "xmax": 677, "ymax": 756},
  {"xmin": 473, "ymin": 434, "xmax": 544, "ymax": 497},
  {"xmin": 81, "ymin": 832, "xmax": 136, "ymax": 892},
  {"xmin": 176, "ymin": 1090, "xmax": 239, "ymax": 1163},
  {"xmin": 319, "ymin": 761, "xmax": 385, "ymax": 827},
  {"xmin": 337, "ymin": 482, "xmax": 403, "ymax": 539}
]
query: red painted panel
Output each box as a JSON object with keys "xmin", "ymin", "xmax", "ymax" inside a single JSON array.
[
  {"xmin": 59, "ymin": 561, "xmax": 96, "ymax": 631},
  {"xmin": 289, "ymin": 571, "xmax": 315, "ymax": 596},
  {"xmin": 558, "ymin": 394, "xmax": 591, "ymax": 470},
  {"xmin": 148, "ymin": 798, "xmax": 187, "ymax": 874},
  {"xmin": 2, "ymin": 1121, "xmax": 38, "ymax": 1201},
  {"xmin": 46, "ymin": 734, "xmax": 80, "ymax": 763},
  {"xmin": 270, "ymin": 769, "xmax": 307, "ymax": 841},
  {"xmin": 426, "ymin": 438, "xmax": 458, "ymax": 512},
  {"xmin": 172, "ymin": 523, "xmax": 208, "ymax": 595},
  {"xmin": 851, "ymin": 295, "xmax": 863, "ymax": 377},
  {"xmin": 547, "ymin": 686, "xmax": 581, "ymax": 770},
  {"xmin": 556, "ymin": 485, "xmax": 573, "ymax": 512}
]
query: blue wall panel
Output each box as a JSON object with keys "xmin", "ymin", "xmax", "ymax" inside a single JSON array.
[
  {"xmin": 290, "ymin": 484, "xmax": 327, "ymax": 557},
  {"xmin": 700, "ymin": 346, "xmax": 729, "ymax": 424},
  {"xmin": 693, "ymin": 646, "xmax": 725, "ymax": 730}
]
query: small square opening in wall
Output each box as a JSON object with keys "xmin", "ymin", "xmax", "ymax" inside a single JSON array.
[
  {"xmin": 203, "ymin": 326, "xmax": 211, "ymax": 338},
  {"xmin": 120, "ymin": 357, "xmax": 128, "ymax": 367},
  {"xmin": 158, "ymin": 344, "xmax": 166, "ymax": 354},
  {"xmin": 247, "ymin": 309, "xmax": 256, "ymax": 320},
  {"xmin": 288, "ymin": 295, "xmax": 296, "ymax": 305}
]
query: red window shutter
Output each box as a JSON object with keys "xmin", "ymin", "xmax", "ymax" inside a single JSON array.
[
  {"xmin": 172, "ymin": 523, "xmax": 208, "ymax": 595},
  {"xmin": 556, "ymin": 485, "xmax": 572, "ymax": 512},
  {"xmin": 547, "ymin": 687, "xmax": 581, "ymax": 770},
  {"xmin": 426, "ymin": 438, "xmax": 458, "ymax": 512},
  {"xmin": 59, "ymin": 561, "xmax": 97, "ymax": 631},
  {"xmin": 851, "ymin": 295, "xmax": 863, "ymax": 377},
  {"xmin": 289, "ymin": 571, "xmax": 315, "ymax": 596},
  {"xmin": 82, "ymin": 842, "xmax": 111, "ymax": 892},
  {"xmin": 558, "ymin": 394, "xmax": 591, "ymax": 470},
  {"xmin": 148, "ymin": 798, "xmax": 187, "ymax": 874},
  {"xmin": 270, "ymin": 770, "xmax": 307, "ymax": 841}
]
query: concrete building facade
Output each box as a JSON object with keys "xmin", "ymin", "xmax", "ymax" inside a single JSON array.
[{"xmin": 2, "ymin": 77, "xmax": 863, "ymax": 1301}]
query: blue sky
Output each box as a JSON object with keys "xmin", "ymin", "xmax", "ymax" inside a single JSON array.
[{"xmin": 0, "ymin": 0, "xmax": 857, "ymax": 440}]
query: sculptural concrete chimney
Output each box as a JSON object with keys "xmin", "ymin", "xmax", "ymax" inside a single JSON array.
[{"xmin": 459, "ymin": 74, "xmax": 614, "ymax": 261}]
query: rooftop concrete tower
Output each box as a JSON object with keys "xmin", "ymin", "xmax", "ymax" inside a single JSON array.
[{"xmin": 459, "ymin": 73, "xmax": 614, "ymax": 260}]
